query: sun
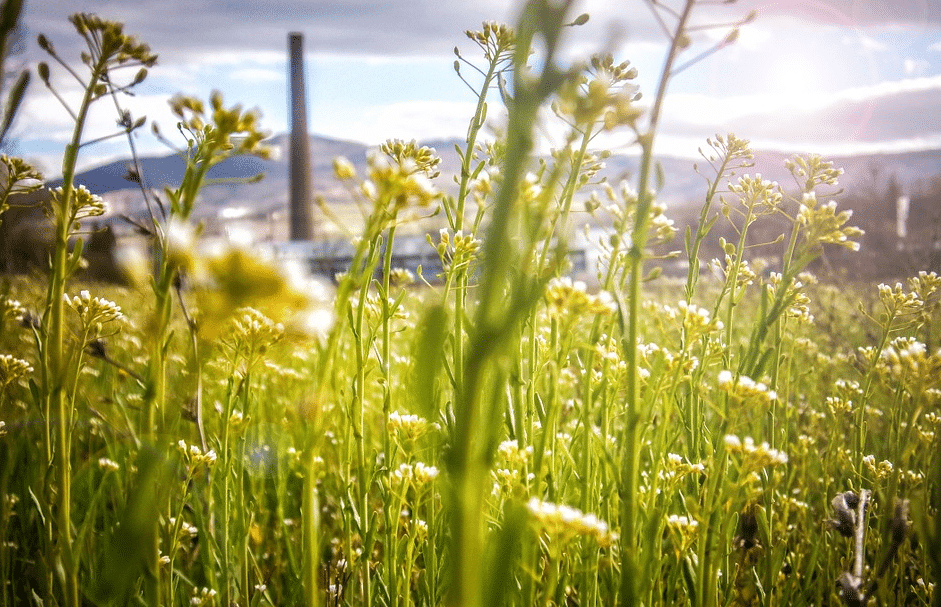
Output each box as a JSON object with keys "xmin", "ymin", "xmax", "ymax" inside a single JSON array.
[{"xmin": 758, "ymin": 52, "xmax": 833, "ymax": 114}]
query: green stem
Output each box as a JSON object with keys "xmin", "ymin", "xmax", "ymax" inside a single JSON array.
[
  {"xmin": 42, "ymin": 53, "xmax": 109, "ymax": 607},
  {"xmin": 619, "ymin": 4, "xmax": 696, "ymax": 607},
  {"xmin": 144, "ymin": 264, "xmax": 174, "ymax": 441},
  {"xmin": 352, "ymin": 240, "xmax": 377, "ymax": 605},
  {"xmin": 449, "ymin": 47, "xmax": 505, "ymax": 401},
  {"xmin": 722, "ymin": 203, "xmax": 756, "ymax": 365},
  {"xmin": 685, "ymin": 153, "xmax": 734, "ymax": 303},
  {"xmin": 447, "ymin": 8, "xmax": 560, "ymax": 603},
  {"xmin": 381, "ymin": 224, "xmax": 397, "ymax": 607},
  {"xmin": 220, "ymin": 380, "xmax": 235, "ymax": 606},
  {"xmin": 537, "ymin": 127, "xmax": 592, "ymax": 270},
  {"xmin": 382, "ymin": 224, "xmax": 397, "ymax": 451},
  {"xmin": 449, "ymin": 104, "xmax": 538, "ymax": 607},
  {"xmin": 737, "ymin": 218, "xmax": 802, "ymax": 377},
  {"xmin": 302, "ymin": 448, "xmax": 322, "ymax": 607},
  {"xmin": 696, "ymin": 452, "xmax": 729, "ymax": 607},
  {"xmin": 0, "ymin": 440, "xmax": 12, "ymax": 607}
]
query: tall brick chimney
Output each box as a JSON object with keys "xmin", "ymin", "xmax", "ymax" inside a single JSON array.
[{"xmin": 288, "ymin": 32, "xmax": 314, "ymax": 241}]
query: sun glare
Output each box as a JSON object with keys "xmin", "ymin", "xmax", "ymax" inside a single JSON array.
[{"xmin": 758, "ymin": 53, "xmax": 833, "ymax": 114}]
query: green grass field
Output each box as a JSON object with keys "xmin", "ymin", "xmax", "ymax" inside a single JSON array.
[{"xmin": 0, "ymin": 3, "xmax": 939, "ymax": 606}]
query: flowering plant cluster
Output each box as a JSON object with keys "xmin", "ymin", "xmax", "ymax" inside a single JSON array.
[{"xmin": 0, "ymin": 5, "xmax": 936, "ymax": 607}]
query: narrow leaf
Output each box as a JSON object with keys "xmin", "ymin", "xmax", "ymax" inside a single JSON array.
[
  {"xmin": 411, "ymin": 303, "xmax": 447, "ymax": 421},
  {"xmin": 0, "ymin": 70, "xmax": 28, "ymax": 146}
]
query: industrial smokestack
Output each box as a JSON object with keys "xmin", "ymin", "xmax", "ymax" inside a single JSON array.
[{"xmin": 288, "ymin": 32, "xmax": 314, "ymax": 241}]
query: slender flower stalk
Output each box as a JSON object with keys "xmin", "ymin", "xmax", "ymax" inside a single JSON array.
[
  {"xmin": 618, "ymin": 2, "xmax": 696, "ymax": 605},
  {"xmin": 143, "ymin": 91, "xmax": 270, "ymax": 442},
  {"xmin": 446, "ymin": 21, "xmax": 514, "ymax": 400},
  {"xmin": 448, "ymin": 3, "xmax": 578, "ymax": 606},
  {"xmin": 35, "ymin": 15, "xmax": 156, "ymax": 606}
]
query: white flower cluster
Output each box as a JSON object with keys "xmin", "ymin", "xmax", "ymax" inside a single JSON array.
[
  {"xmin": 718, "ymin": 370, "xmax": 777, "ymax": 405},
  {"xmin": 492, "ymin": 440, "xmax": 536, "ymax": 496},
  {"xmin": 648, "ymin": 340, "xmax": 701, "ymax": 376},
  {"xmin": 389, "ymin": 267, "xmax": 415, "ymax": 286},
  {"xmin": 796, "ymin": 195, "xmax": 861, "ymax": 251},
  {"xmin": 97, "ymin": 457, "xmax": 120, "ymax": 472},
  {"xmin": 232, "ymin": 307, "xmax": 284, "ymax": 344},
  {"xmin": 169, "ymin": 516, "xmax": 199, "ymax": 539},
  {"xmin": 64, "ymin": 290, "xmax": 123, "ymax": 328},
  {"xmin": 780, "ymin": 494, "xmax": 810, "ymax": 512},
  {"xmin": 526, "ymin": 497, "xmax": 617, "ymax": 548},
  {"xmin": 877, "ymin": 337, "xmax": 941, "ymax": 383},
  {"xmin": 862, "ymin": 454, "xmax": 894, "ymax": 480},
  {"xmin": 0, "ymin": 297, "xmax": 25, "ymax": 324},
  {"xmin": 590, "ymin": 335, "xmax": 627, "ymax": 384},
  {"xmin": 710, "ymin": 245, "xmax": 758, "ymax": 290},
  {"xmin": 924, "ymin": 411, "xmax": 941, "ymax": 427},
  {"xmin": 387, "ymin": 410, "xmax": 434, "ymax": 440},
  {"xmin": 728, "ymin": 173, "xmax": 782, "ymax": 214},
  {"xmin": 766, "ymin": 272, "xmax": 814, "ymax": 323},
  {"xmin": 724, "ymin": 434, "xmax": 788, "ymax": 468},
  {"xmin": 497, "ymin": 439, "xmax": 535, "ymax": 467},
  {"xmin": 544, "ymin": 276, "xmax": 616, "ymax": 317},
  {"xmin": 433, "ymin": 228, "xmax": 481, "ymax": 272},
  {"xmin": 0, "ymin": 354, "xmax": 33, "ymax": 389},
  {"xmin": 677, "ymin": 299, "xmax": 723, "ymax": 334},
  {"xmin": 176, "ymin": 439, "xmax": 218, "ymax": 468},
  {"xmin": 190, "ymin": 587, "xmax": 217, "ymax": 606},
  {"xmin": 333, "ymin": 156, "xmax": 356, "ymax": 180},
  {"xmin": 665, "ymin": 453, "xmax": 706, "ymax": 477},
  {"xmin": 666, "ymin": 514, "xmax": 699, "ymax": 533},
  {"xmin": 471, "ymin": 166, "xmax": 496, "ymax": 207},
  {"xmin": 492, "ymin": 467, "xmax": 536, "ymax": 496},
  {"xmin": 826, "ymin": 378, "xmax": 863, "ymax": 414},
  {"xmin": 877, "ymin": 281, "xmax": 924, "ymax": 315},
  {"xmin": 362, "ymin": 148, "xmax": 440, "ymax": 211},
  {"xmin": 649, "ymin": 206, "xmax": 677, "ymax": 243},
  {"xmin": 825, "ymin": 395, "xmax": 852, "ymax": 414},
  {"xmin": 48, "ymin": 184, "xmax": 107, "ymax": 221},
  {"xmin": 354, "ymin": 292, "xmax": 409, "ymax": 324},
  {"xmin": 390, "ymin": 462, "xmax": 439, "ymax": 489},
  {"xmin": 909, "ymin": 271, "xmax": 940, "ymax": 303}
]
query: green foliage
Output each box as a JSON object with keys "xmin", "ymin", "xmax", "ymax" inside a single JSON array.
[
  {"xmin": 0, "ymin": 4, "xmax": 938, "ymax": 607},
  {"xmin": 0, "ymin": 0, "xmax": 29, "ymax": 148}
]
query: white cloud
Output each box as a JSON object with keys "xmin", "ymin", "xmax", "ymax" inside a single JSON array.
[
  {"xmin": 833, "ymin": 73, "xmax": 941, "ymax": 102},
  {"xmin": 857, "ymin": 34, "xmax": 889, "ymax": 52},
  {"xmin": 195, "ymin": 50, "xmax": 285, "ymax": 67},
  {"xmin": 229, "ymin": 67, "xmax": 283, "ymax": 83},
  {"xmin": 649, "ymin": 130, "xmax": 941, "ymax": 161},
  {"xmin": 18, "ymin": 90, "xmax": 180, "ymax": 143},
  {"xmin": 903, "ymin": 58, "xmax": 930, "ymax": 76},
  {"xmin": 651, "ymin": 73, "xmax": 941, "ymax": 157},
  {"xmin": 13, "ymin": 0, "xmax": 941, "ymax": 174},
  {"xmin": 14, "ymin": 87, "xmax": 196, "ymax": 175},
  {"xmin": 316, "ymin": 100, "xmax": 481, "ymax": 145},
  {"xmin": 747, "ymin": 134, "xmax": 941, "ymax": 157},
  {"xmin": 665, "ymin": 73, "xmax": 941, "ymax": 124},
  {"xmin": 733, "ymin": 23, "xmax": 773, "ymax": 51}
]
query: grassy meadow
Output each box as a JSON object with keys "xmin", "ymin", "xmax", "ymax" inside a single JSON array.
[{"xmin": 0, "ymin": 2, "xmax": 939, "ymax": 606}]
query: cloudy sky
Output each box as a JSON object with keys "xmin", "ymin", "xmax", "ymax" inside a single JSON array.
[{"xmin": 9, "ymin": 0, "xmax": 941, "ymax": 176}]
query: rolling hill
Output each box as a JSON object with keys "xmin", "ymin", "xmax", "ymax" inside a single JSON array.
[{"xmin": 51, "ymin": 133, "xmax": 941, "ymax": 223}]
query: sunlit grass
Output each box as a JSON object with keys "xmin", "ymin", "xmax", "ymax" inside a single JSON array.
[{"xmin": 0, "ymin": 2, "xmax": 939, "ymax": 607}]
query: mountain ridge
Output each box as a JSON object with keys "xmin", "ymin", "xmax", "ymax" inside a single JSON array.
[{"xmin": 51, "ymin": 132, "xmax": 941, "ymax": 215}]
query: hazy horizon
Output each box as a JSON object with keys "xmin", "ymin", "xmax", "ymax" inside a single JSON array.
[{"xmin": 9, "ymin": 0, "xmax": 941, "ymax": 177}]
